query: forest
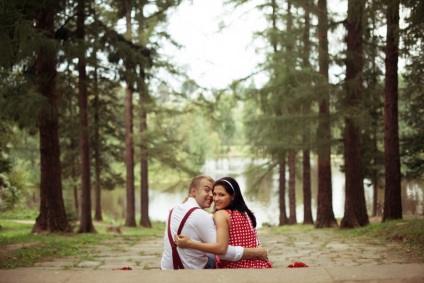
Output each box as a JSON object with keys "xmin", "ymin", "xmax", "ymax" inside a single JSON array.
[{"xmin": 0, "ymin": 0, "xmax": 423, "ymax": 233}]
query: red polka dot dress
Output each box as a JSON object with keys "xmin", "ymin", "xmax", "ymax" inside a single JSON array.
[{"xmin": 217, "ymin": 210, "xmax": 272, "ymax": 269}]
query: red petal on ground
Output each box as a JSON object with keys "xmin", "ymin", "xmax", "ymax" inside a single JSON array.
[
  {"xmin": 112, "ymin": 267, "xmax": 132, "ymax": 270},
  {"xmin": 287, "ymin": 261, "xmax": 309, "ymax": 268}
]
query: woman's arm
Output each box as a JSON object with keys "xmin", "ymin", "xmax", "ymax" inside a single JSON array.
[
  {"xmin": 175, "ymin": 210, "xmax": 230, "ymax": 255},
  {"xmin": 240, "ymin": 246, "xmax": 268, "ymax": 260}
]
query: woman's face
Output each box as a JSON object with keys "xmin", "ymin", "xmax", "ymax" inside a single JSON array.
[{"xmin": 213, "ymin": 185, "xmax": 233, "ymax": 210}]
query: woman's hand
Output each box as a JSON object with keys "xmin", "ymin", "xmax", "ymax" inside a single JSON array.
[{"xmin": 174, "ymin": 234, "xmax": 192, "ymax": 248}]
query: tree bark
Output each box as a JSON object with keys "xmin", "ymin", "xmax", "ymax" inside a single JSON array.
[
  {"xmin": 124, "ymin": 1, "xmax": 136, "ymax": 227},
  {"xmin": 77, "ymin": 0, "xmax": 96, "ymax": 233},
  {"xmin": 139, "ymin": 96, "xmax": 151, "ymax": 227},
  {"xmin": 69, "ymin": 91, "xmax": 79, "ymax": 215},
  {"xmin": 315, "ymin": 0, "xmax": 338, "ymax": 228},
  {"xmin": 303, "ymin": 150, "xmax": 313, "ymax": 224},
  {"xmin": 270, "ymin": 0, "xmax": 288, "ymax": 227},
  {"xmin": 93, "ymin": 66, "xmax": 102, "ymax": 221},
  {"xmin": 288, "ymin": 150, "xmax": 297, "ymax": 224},
  {"xmin": 302, "ymin": 0, "xmax": 313, "ymax": 225},
  {"xmin": 279, "ymin": 156, "xmax": 288, "ymax": 225},
  {"xmin": 134, "ymin": 4, "xmax": 152, "ymax": 228},
  {"xmin": 341, "ymin": 0, "xmax": 369, "ymax": 228},
  {"xmin": 32, "ymin": 3, "xmax": 70, "ymax": 234},
  {"xmin": 383, "ymin": 0, "xmax": 402, "ymax": 221}
]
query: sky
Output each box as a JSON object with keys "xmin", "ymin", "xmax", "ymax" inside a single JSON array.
[
  {"xmin": 164, "ymin": 0, "xmax": 403, "ymax": 90},
  {"xmin": 166, "ymin": 0, "xmax": 267, "ymax": 89}
]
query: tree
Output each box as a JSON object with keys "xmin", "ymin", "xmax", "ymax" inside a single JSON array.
[
  {"xmin": 32, "ymin": 1, "xmax": 71, "ymax": 233},
  {"xmin": 340, "ymin": 0, "xmax": 369, "ymax": 229},
  {"xmin": 361, "ymin": 0, "xmax": 385, "ymax": 217},
  {"xmin": 383, "ymin": 0, "xmax": 402, "ymax": 221},
  {"xmin": 134, "ymin": 2, "xmax": 151, "ymax": 228},
  {"xmin": 123, "ymin": 0, "xmax": 137, "ymax": 227},
  {"xmin": 315, "ymin": 0, "xmax": 337, "ymax": 228},
  {"xmin": 93, "ymin": 64, "xmax": 102, "ymax": 221},
  {"xmin": 301, "ymin": 0, "xmax": 313, "ymax": 225},
  {"xmin": 400, "ymin": 0, "xmax": 424, "ymax": 180},
  {"xmin": 77, "ymin": 0, "xmax": 96, "ymax": 233},
  {"xmin": 288, "ymin": 150, "xmax": 297, "ymax": 224},
  {"xmin": 278, "ymin": 153, "xmax": 288, "ymax": 225}
]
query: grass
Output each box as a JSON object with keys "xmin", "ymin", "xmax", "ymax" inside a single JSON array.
[
  {"xmin": 266, "ymin": 217, "xmax": 424, "ymax": 262},
  {"xmin": 0, "ymin": 218, "xmax": 165, "ymax": 269},
  {"xmin": 0, "ymin": 209, "xmax": 39, "ymax": 220},
  {"xmin": 336, "ymin": 217, "xmax": 424, "ymax": 261}
]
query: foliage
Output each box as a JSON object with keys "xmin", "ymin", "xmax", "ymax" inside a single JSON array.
[
  {"xmin": 0, "ymin": 220, "xmax": 165, "ymax": 269},
  {"xmin": 0, "ymin": 174, "xmax": 20, "ymax": 211},
  {"xmin": 399, "ymin": 0, "xmax": 424, "ymax": 179}
]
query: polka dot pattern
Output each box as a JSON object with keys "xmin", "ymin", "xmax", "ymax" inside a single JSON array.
[{"xmin": 218, "ymin": 210, "xmax": 272, "ymax": 269}]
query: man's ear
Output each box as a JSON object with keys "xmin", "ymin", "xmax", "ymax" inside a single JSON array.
[{"xmin": 190, "ymin": 187, "xmax": 196, "ymax": 197}]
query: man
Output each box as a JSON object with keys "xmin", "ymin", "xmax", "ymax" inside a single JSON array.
[{"xmin": 161, "ymin": 175, "xmax": 267, "ymax": 269}]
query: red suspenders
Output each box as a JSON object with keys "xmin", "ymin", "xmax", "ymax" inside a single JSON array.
[{"xmin": 167, "ymin": 207, "xmax": 199, "ymax": 269}]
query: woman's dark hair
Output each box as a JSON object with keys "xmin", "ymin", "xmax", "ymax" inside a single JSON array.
[{"xmin": 213, "ymin": 176, "xmax": 257, "ymax": 227}]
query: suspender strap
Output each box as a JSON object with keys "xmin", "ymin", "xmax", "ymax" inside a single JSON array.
[{"xmin": 167, "ymin": 207, "xmax": 199, "ymax": 269}]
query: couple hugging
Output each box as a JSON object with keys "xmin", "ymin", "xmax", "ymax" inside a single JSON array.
[{"xmin": 161, "ymin": 175, "xmax": 273, "ymax": 269}]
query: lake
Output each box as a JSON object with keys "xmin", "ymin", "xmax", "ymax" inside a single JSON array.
[{"xmin": 100, "ymin": 157, "xmax": 423, "ymax": 227}]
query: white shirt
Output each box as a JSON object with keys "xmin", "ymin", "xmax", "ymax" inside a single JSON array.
[{"xmin": 161, "ymin": 197, "xmax": 243, "ymax": 269}]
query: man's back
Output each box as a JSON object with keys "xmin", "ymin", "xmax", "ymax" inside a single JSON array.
[{"xmin": 160, "ymin": 197, "xmax": 216, "ymax": 270}]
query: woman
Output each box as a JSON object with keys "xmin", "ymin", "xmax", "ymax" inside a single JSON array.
[{"xmin": 175, "ymin": 177, "xmax": 272, "ymax": 268}]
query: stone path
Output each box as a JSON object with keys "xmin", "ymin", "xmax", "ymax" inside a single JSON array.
[{"xmin": 29, "ymin": 226, "xmax": 421, "ymax": 271}]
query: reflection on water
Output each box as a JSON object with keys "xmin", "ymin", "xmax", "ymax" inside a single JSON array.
[{"xmin": 99, "ymin": 158, "xmax": 424, "ymax": 227}]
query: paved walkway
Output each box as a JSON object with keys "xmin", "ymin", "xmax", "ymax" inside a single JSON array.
[{"xmin": 1, "ymin": 226, "xmax": 423, "ymax": 282}]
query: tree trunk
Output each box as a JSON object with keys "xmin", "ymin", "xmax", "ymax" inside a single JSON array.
[
  {"xmin": 135, "ymin": 4, "xmax": 151, "ymax": 228},
  {"xmin": 139, "ymin": 101, "xmax": 151, "ymax": 227},
  {"xmin": 288, "ymin": 150, "xmax": 297, "ymax": 225},
  {"xmin": 315, "ymin": 0, "xmax": 337, "ymax": 228},
  {"xmin": 279, "ymin": 155, "xmax": 288, "ymax": 225},
  {"xmin": 341, "ymin": 121, "xmax": 363, "ymax": 228},
  {"xmin": 302, "ymin": 0, "xmax": 313, "ymax": 225},
  {"xmin": 77, "ymin": 0, "xmax": 96, "ymax": 233},
  {"xmin": 70, "ymin": 92, "xmax": 79, "ymax": 215},
  {"xmin": 93, "ymin": 66, "xmax": 102, "ymax": 221},
  {"xmin": 124, "ymin": 1, "xmax": 136, "ymax": 227},
  {"xmin": 32, "ymin": 3, "xmax": 70, "ymax": 234},
  {"xmin": 372, "ymin": 118, "xmax": 379, "ymax": 217},
  {"xmin": 303, "ymin": 150, "xmax": 313, "ymax": 224},
  {"xmin": 383, "ymin": 0, "xmax": 402, "ymax": 221},
  {"xmin": 341, "ymin": 0, "xmax": 369, "ymax": 228}
]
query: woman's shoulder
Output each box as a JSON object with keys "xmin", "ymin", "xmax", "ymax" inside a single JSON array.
[{"xmin": 214, "ymin": 209, "xmax": 231, "ymax": 218}]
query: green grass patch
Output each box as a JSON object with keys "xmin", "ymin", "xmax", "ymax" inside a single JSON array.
[
  {"xmin": 336, "ymin": 217, "xmax": 424, "ymax": 261},
  {"xmin": 120, "ymin": 221, "xmax": 165, "ymax": 237},
  {"xmin": 267, "ymin": 224, "xmax": 315, "ymax": 233},
  {"xmin": 0, "ymin": 219, "xmax": 165, "ymax": 269},
  {"xmin": 0, "ymin": 209, "xmax": 39, "ymax": 220}
]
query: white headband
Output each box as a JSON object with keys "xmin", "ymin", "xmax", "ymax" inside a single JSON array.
[{"xmin": 221, "ymin": 179, "xmax": 235, "ymax": 192}]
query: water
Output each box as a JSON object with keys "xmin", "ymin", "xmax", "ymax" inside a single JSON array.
[{"xmin": 100, "ymin": 157, "xmax": 424, "ymax": 227}]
